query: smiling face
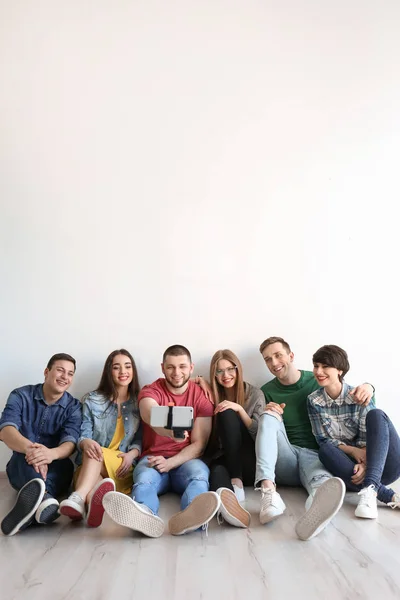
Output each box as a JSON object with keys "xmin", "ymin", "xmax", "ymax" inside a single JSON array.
[
  {"xmin": 261, "ymin": 342, "xmax": 295, "ymax": 382},
  {"xmin": 215, "ymin": 359, "xmax": 237, "ymax": 389},
  {"xmin": 313, "ymin": 363, "xmax": 342, "ymax": 388},
  {"xmin": 162, "ymin": 354, "xmax": 194, "ymax": 391},
  {"xmin": 111, "ymin": 354, "xmax": 134, "ymax": 388},
  {"xmin": 43, "ymin": 360, "xmax": 75, "ymax": 396}
]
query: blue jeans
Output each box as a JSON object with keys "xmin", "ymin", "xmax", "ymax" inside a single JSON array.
[
  {"xmin": 319, "ymin": 409, "xmax": 400, "ymax": 504},
  {"xmin": 131, "ymin": 456, "xmax": 209, "ymax": 515},
  {"xmin": 6, "ymin": 451, "xmax": 74, "ymax": 498},
  {"xmin": 255, "ymin": 412, "xmax": 332, "ymax": 494}
]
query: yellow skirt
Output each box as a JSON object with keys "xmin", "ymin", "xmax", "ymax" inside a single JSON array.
[{"xmin": 75, "ymin": 415, "xmax": 133, "ymax": 495}]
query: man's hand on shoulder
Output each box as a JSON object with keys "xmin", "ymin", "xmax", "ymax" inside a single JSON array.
[{"xmin": 349, "ymin": 384, "xmax": 374, "ymax": 406}]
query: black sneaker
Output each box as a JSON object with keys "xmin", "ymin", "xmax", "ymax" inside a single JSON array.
[
  {"xmin": 35, "ymin": 493, "xmax": 60, "ymax": 525},
  {"xmin": 1, "ymin": 479, "xmax": 45, "ymax": 536}
]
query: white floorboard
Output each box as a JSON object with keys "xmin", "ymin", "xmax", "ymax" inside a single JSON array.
[{"xmin": 0, "ymin": 479, "xmax": 399, "ymax": 600}]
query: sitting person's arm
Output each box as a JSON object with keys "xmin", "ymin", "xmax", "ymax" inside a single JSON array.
[
  {"xmin": 0, "ymin": 390, "xmax": 32, "ymax": 453},
  {"xmin": 349, "ymin": 383, "xmax": 375, "ymax": 406},
  {"xmin": 139, "ymin": 396, "xmax": 188, "ymax": 441},
  {"xmin": 148, "ymin": 416, "xmax": 212, "ymax": 473},
  {"xmin": 78, "ymin": 396, "xmax": 103, "ymax": 461},
  {"xmin": 0, "ymin": 425, "xmax": 32, "ymax": 454},
  {"xmin": 25, "ymin": 441, "xmax": 76, "ymax": 466},
  {"xmin": 26, "ymin": 400, "xmax": 82, "ymax": 467},
  {"xmin": 116, "ymin": 414, "xmax": 143, "ymax": 478}
]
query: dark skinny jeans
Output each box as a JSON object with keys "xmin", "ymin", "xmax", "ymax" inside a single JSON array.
[
  {"xmin": 209, "ymin": 409, "xmax": 256, "ymax": 492},
  {"xmin": 319, "ymin": 409, "xmax": 400, "ymax": 504}
]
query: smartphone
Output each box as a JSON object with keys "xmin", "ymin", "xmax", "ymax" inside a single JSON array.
[{"xmin": 150, "ymin": 406, "xmax": 194, "ymax": 432}]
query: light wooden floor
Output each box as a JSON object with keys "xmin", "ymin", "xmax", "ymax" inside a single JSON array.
[{"xmin": 0, "ymin": 478, "xmax": 399, "ymax": 600}]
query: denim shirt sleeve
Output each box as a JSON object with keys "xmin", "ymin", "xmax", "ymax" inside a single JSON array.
[
  {"xmin": 0, "ymin": 390, "xmax": 23, "ymax": 433},
  {"xmin": 127, "ymin": 421, "xmax": 142, "ymax": 453},
  {"xmin": 59, "ymin": 402, "xmax": 82, "ymax": 446},
  {"xmin": 78, "ymin": 400, "xmax": 94, "ymax": 448}
]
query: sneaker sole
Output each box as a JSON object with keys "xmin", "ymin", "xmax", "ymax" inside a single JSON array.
[
  {"xmin": 219, "ymin": 488, "xmax": 250, "ymax": 528},
  {"xmin": 295, "ymin": 477, "xmax": 345, "ymax": 541},
  {"xmin": 35, "ymin": 499, "xmax": 60, "ymax": 525},
  {"xmin": 86, "ymin": 479, "xmax": 116, "ymax": 528},
  {"xmin": 103, "ymin": 492, "xmax": 164, "ymax": 538},
  {"xmin": 1, "ymin": 479, "xmax": 45, "ymax": 536},
  {"xmin": 259, "ymin": 503, "xmax": 285, "ymax": 525},
  {"xmin": 59, "ymin": 503, "xmax": 84, "ymax": 521},
  {"xmin": 169, "ymin": 492, "xmax": 220, "ymax": 536}
]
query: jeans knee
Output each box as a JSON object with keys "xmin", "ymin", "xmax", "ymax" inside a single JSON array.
[
  {"xmin": 182, "ymin": 460, "xmax": 209, "ymax": 483},
  {"xmin": 366, "ymin": 408, "xmax": 385, "ymax": 424},
  {"xmin": 259, "ymin": 411, "xmax": 281, "ymax": 431}
]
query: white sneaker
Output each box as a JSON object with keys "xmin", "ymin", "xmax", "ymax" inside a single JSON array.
[
  {"xmin": 388, "ymin": 493, "xmax": 400, "ymax": 509},
  {"xmin": 355, "ymin": 485, "xmax": 378, "ymax": 519},
  {"xmin": 168, "ymin": 492, "xmax": 221, "ymax": 535},
  {"xmin": 59, "ymin": 492, "xmax": 85, "ymax": 521},
  {"xmin": 103, "ymin": 491, "xmax": 164, "ymax": 538},
  {"xmin": 259, "ymin": 488, "xmax": 286, "ymax": 524},
  {"xmin": 232, "ymin": 484, "xmax": 246, "ymax": 503},
  {"xmin": 295, "ymin": 477, "xmax": 345, "ymax": 540},
  {"xmin": 216, "ymin": 488, "xmax": 250, "ymax": 528}
]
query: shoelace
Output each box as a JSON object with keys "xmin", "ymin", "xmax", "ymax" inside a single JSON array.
[
  {"xmin": 201, "ymin": 522, "xmax": 209, "ymax": 537},
  {"xmin": 260, "ymin": 488, "xmax": 274, "ymax": 509},
  {"xmin": 357, "ymin": 485, "xmax": 376, "ymax": 506}
]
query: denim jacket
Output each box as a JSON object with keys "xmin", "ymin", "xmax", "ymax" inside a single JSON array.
[{"xmin": 76, "ymin": 391, "xmax": 142, "ymax": 466}]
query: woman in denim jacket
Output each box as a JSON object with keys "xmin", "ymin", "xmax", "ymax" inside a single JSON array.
[{"xmin": 59, "ymin": 349, "xmax": 142, "ymax": 527}]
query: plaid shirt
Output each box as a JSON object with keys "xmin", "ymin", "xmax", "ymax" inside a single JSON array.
[{"xmin": 307, "ymin": 382, "xmax": 374, "ymax": 448}]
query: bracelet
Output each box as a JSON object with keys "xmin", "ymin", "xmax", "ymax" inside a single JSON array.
[{"xmin": 365, "ymin": 382, "xmax": 375, "ymax": 393}]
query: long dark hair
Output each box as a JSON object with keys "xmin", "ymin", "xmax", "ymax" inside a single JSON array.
[{"xmin": 96, "ymin": 349, "xmax": 140, "ymax": 402}]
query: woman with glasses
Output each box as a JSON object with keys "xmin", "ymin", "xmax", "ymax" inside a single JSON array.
[
  {"xmin": 59, "ymin": 349, "xmax": 142, "ymax": 527},
  {"xmin": 207, "ymin": 349, "xmax": 266, "ymax": 527}
]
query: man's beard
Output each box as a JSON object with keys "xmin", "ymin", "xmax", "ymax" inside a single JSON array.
[{"xmin": 166, "ymin": 374, "xmax": 190, "ymax": 389}]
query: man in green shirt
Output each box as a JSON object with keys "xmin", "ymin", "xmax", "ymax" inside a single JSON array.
[{"xmin": 255, "ymin": 336, "xmax": 374, "ymax": 541}]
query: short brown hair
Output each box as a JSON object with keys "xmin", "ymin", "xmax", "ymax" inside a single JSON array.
[
  {"xmin": 47, "ymin": 353, "xmax": 76, "ymax": 371},
  {"xmin": 259, "ymin": 337, "xmax": 291, "ymax": 355},
  {"xmin": 312, "ymin": 345, "xmax": 350, "ymax": 382},
  {"xmin": 162, "ymin": 345, "xmax": 192, "ymax": 363}
]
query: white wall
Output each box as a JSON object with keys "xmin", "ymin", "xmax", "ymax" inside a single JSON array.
[{"xmin": 1, "ymin": 1, "xmax": 399, "ymax": 470}]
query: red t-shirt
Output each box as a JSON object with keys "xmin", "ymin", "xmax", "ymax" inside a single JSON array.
[{"xmin": 138, "ymin": 378, "xmax": 213, "ymax": 457}]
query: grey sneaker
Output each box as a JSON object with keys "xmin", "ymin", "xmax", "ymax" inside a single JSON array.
[
  {"xmin": 35, "ymin": 493, "xmax": 60, "ymax": 525},
  {"xmin": 168, "ymin": 492, "xmax": 221, "ymax": 535},
  {"xmin": 59, "ymin": 492, "xmax": 85, "ymax": 521},
  {"xmin": 1, "ymin": 479, "xmax": 45, "ymax": 536},
  {"xmin": 103, "ymin": 491, "xmax": 165, "ymax": 538},
  {"xmin": 295, "ymin": 477, "xmax": 345, "ymax": 541}
]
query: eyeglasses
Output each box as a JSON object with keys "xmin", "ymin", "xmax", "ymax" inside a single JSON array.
[{"xmin": 215, "ymin": 366, "xmax": 237, "ymax": 377}]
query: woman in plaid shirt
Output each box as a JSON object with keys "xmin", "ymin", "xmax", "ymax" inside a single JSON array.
[{"xmin": 307, "ymin": 345, "xmax": 400, "ymax": 519}]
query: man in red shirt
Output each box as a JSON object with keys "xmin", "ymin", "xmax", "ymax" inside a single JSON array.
[{"xmin": 103, "ymin": 345, "xmax": 221, "ymax": 537}]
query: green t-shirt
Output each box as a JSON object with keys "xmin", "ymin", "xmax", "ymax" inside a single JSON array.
[{"xmin": 261, "ymin": 370, "xmax": 318, "ymax": 450}]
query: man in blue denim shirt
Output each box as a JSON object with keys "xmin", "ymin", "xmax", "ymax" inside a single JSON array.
[{"xmin": 0, "ymin": 353, "xmax": 82, "ymax": 536}]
